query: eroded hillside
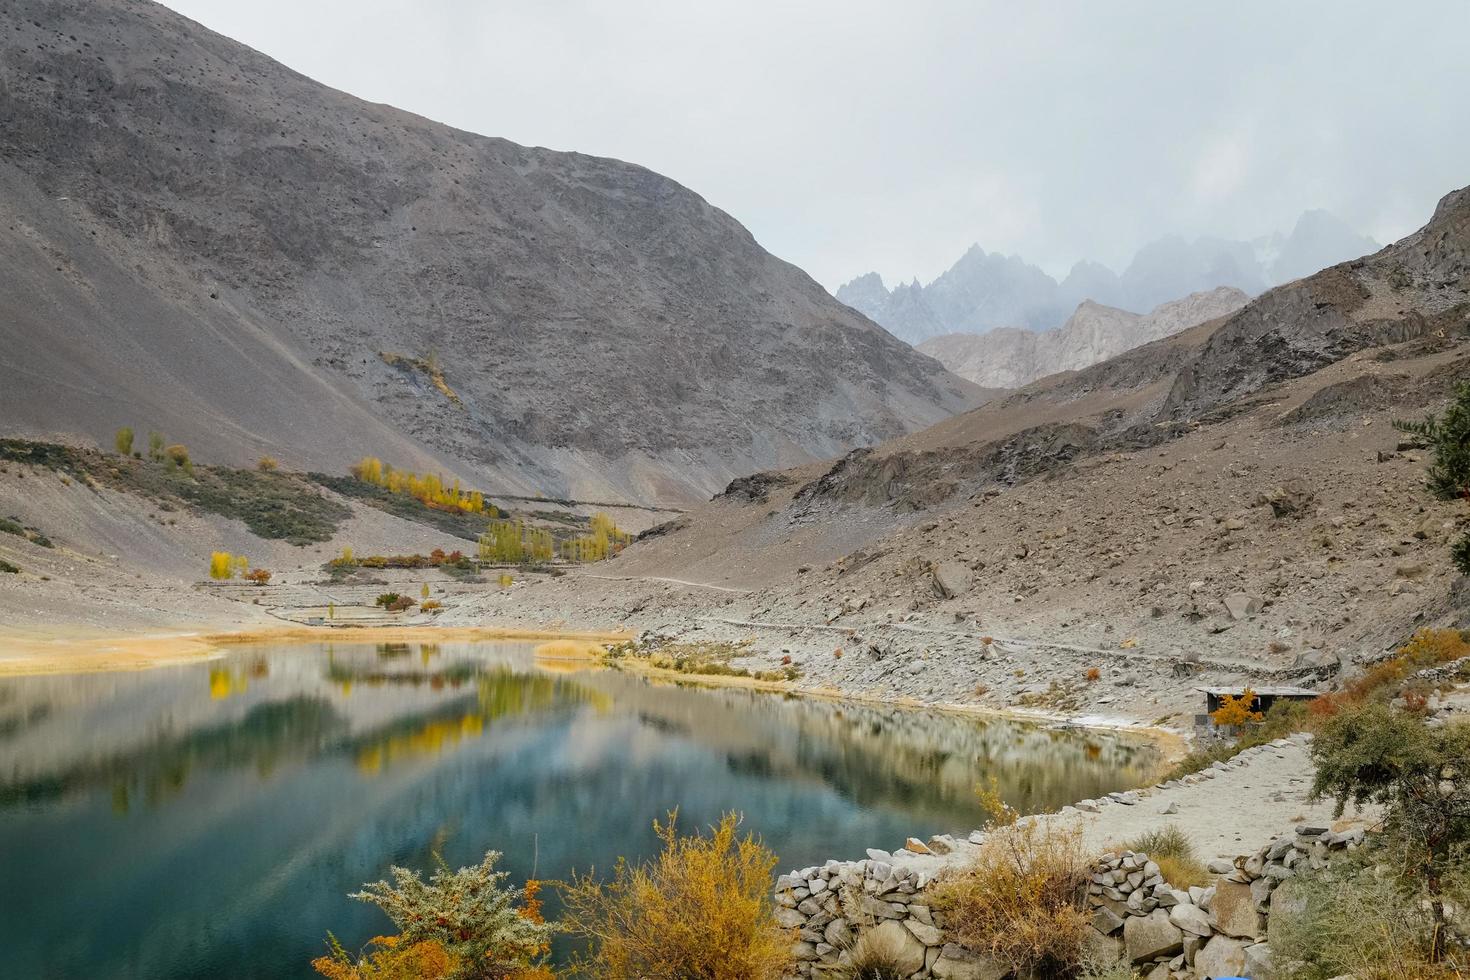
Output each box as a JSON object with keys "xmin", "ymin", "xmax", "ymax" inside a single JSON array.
[{"xmin": 0, "ymin": 0, "xmax": 978, "ymax": 505}]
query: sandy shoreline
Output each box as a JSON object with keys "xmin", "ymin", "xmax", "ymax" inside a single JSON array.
[
  {"xmin": 0, "ymin": 623, "xmax": 633, "ymax": 677},
  {"xmin": 0, "ymin": 620, "xmax": 1183, "ymax": 763}
]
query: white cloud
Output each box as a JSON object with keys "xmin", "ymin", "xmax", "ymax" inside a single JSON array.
[{"xmin": 160, "ymin": 0, "xmax": 1470, "ymax": 290}]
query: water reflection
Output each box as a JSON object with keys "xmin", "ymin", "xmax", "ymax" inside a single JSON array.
[{"xmin": 0, "ymin": 641, "xmax": 1158, "ymax": 978}]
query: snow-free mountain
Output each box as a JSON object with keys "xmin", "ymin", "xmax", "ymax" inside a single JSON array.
[
  {"xmin": 837, "ymin": 211, "xmax": 1379, "ymax": 345},
  {"xmin": 917, "ymin": 287, "xmax": 1250, "ymax": 390},
  {"xmin": 0, "ymin": 0, "xmax": 981, "ymax": 507}
]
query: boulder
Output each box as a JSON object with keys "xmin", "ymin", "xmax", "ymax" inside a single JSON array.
[
  {"xmin": 1195, "ymin": 934, "xmax": 1248, "ymax": 978},
  {"xmin": 931, "ymin": 561, "xmax": 973, "ymax": 599},
  {"xmin": 776, "ymin": 907, "xmax": 806, "ymax": 929},
  {"xmin": 1224, "ymin": 593, "xmax": 1264, "ymax": 621},
  {"xmin": 1212, "ymin": 879, "xmax": 1262, "ymax": 939},
  {"xmin": 931, "ymin": 943, "xmax": 1009, "ymax": 980},
  {"xmin": 1264, "ymin": 480, "xmax": 1315, "ymax": 518},
  {"xmin": 863, "ymin": 920, "xmax": 927, "ymax": 976},
  {"xmin": 823, "ymin": 917, "xmax": 852, "ymax": 948},
  {"xmin": 1268, "ymin": 877, "xmax": 1307, "ymax": 921},
  {"xmin": 1243, "ymin": 942, "xmax": 1273, "ymax": 979},
  {"xmin": 904, "ymin": 917, "xmax": 943, "ymax": 946},
  {"xmin": 1168, "ymin": 902, "xmax": 1212, "ymax": 937},
  {"xmin": 1292, "ymin": 649, "xmax": 1340, "ymax": 673},
  {"xmin": 1124, "ymin": 908, "xmax": 1183, "ymax": 963},
  {"xmin": 1093, "ymin": 906, "xmax": 1125, "ymax": 935}
]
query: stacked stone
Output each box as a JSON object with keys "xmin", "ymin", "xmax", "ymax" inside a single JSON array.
[
  {"xmin": 775, "ymin": 856, "xmax": 998, "ymax": 978},
  {"xmin": 1084, "ymin": 825, "xmax": 1363, "ymax": 980}
]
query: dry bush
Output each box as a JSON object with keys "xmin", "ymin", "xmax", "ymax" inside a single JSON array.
[
  {"xmin": 835, "ymin": 926, "xmax": 912, "ymax": 979},
  {"xmin": 312, "ymin": 936, "xmax": 459, "ymax": 979},
  {"xmin": 1125, "ymin": 826, "xmax": 1209, "ymax": 889},
  {"xmin": 557, "ymin": 811, "xmax": 793, "ymax": 980},
  {"xmin": 930, "ymin": 817, "xmax": 1093, "ymax": 977},
  {"xmin": 257, "ymin": 455, "xmax": 279, "ymax": 472},
  {"xmin": 1269, "ymin": 856, "xmax": 1469, "ymax": 980},
  {"xmin": 1084, "ymin": 667, "xmax": 1101, "ymax": 683}
]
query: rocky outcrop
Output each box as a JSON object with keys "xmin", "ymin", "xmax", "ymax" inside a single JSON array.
[{"xmin": 917, "ymin": 288, "xmax": 1249, "ymax": 390}]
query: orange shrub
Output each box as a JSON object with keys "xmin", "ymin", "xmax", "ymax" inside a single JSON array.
[
  {"xmin": 1084, "ymin": 667, "xmax": 1101, "ymax": 683},
  {"xmin": 557, "ymin": 812, "xmax": 793, "ymax": 980},
  {"xmin": 1211, "ymin": 689, "xmax": 1264, "ymax": 727},
  {"xmin": 311, "ymin": 936, "xmax": 458, "ymax": 979}
]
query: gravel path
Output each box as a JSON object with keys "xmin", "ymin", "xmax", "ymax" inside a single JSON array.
[{"xmin": 873, "ymin": 734, "xmax": 1373, "ymax": 879}]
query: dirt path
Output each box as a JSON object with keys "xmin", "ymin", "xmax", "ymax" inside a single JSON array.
[
  {"xmin": 580, "ymin": 573, "xmax": 752, "ymax": 594},
  {"xmin": 872, "ymin": 734, "xmax": 1371, "ymax": 879},
  {"xmin": 697, "ymin": 614, "xmax": 1283, "ymax": 673}
]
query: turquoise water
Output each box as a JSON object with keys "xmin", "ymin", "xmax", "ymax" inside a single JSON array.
[{"xmin": 0, "ymin": 640, "xmax": 1159, "ymax": 977}]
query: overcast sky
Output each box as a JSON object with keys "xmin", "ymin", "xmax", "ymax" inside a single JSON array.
[{"xmin": 160, "ymin": 0, "xmax": 1470, "ymax": 290}]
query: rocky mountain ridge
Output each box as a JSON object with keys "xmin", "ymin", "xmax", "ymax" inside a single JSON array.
[
  {"xmin": 837, "ymin": 210, "xmax": 1378, "ymax": 345},
  {"xmin": 0, "ymin": 0, "xmax": 979, "ymax": 506},
  {"xmin": 916, "ymin": 286, "xmax": 1250, "ymax": 390}
]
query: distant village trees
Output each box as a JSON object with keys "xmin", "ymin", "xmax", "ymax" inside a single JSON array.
[{"xmin": 350, "ymin": 456, "xmax": 487, "ymax": 514}]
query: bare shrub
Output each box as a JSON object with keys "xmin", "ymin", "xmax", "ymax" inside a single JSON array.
[{"xmin": 930, "ymin": 816, "xmax": 1093, "ymax": 977}]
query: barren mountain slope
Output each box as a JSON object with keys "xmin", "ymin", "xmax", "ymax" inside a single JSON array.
[
  {"xmin": 917, "ymin": 287, "xmax": 1249, "ymax": 389},
  {"xmin": 0, "ymin": 0, "xmax": 978, "ymax": 505},
  {"xmin": 458, "ymin": 185, "xmax": 1470, "ymax": 722}
]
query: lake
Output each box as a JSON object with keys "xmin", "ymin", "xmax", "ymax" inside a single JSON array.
[{"xmin": 0, "ymin": 639, "xmax": 1161, "ymax": 977}]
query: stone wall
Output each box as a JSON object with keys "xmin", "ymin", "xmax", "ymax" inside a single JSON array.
[
  {"xmin": 776, "ymin": 855, "xmax": 1001, "ymax": 978},
  {"xmin": 1084, "ymin": 824, "xmax": 1363, "ymax": 980},
  {"xmin": 775, "ymin": 733, "xmax": 1363, "ymax": 979}
]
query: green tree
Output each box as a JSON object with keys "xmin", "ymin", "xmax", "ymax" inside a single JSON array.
[
  {"xmin": 1395, "ymin": 380, "xmax": 1470, "ymax": 574},
  {"xmin": 114, "ymin": 427, "xmax": 134, "ymax": 456},
  {"xmin": 1310, "ymin": 701, "xmax": 1470, "ymax": 961},
  {"xmin": 327, "ymin": 850, "xmax": 551, "ymax": 979},
  {"xmin": 148, "ymin": 431, "xmax": 166, "ymax": 461}
]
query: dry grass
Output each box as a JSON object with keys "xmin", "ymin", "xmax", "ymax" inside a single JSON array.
[
  {"xmin": 532, "ymin": 638, "xmax": 605, "ymax": 660},
  {"xmin": 930, "ymin": 817, "xmax": 1093, "ymax": 977},
  {"xmin": 1123, "ymin": 826, "xmax": 1210, "ymax": 888},
  {"xmin": 835, "ymin": 927, "xmax": 913, "ymax": 979},
  {"xmin": 1269, "ymin": 857, "xmax": 1470, "ymax": 980},
  {"xmin": 557, "ymin": 812, "xmax": 793, "ymax": 980}
]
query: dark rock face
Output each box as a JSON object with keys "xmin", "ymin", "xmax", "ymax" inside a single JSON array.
[{"xmin": 0, "ymin": 0, "xmax": 978, "ymax": 503}]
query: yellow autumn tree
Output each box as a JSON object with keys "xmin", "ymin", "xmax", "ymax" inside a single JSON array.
[
  {"xmin": 561, "ymin": 513, "xmax": 633, "ymax": 563},
  {"xmin": 1211, "ymin": 688, "xmax": 1264, "ymax": 727},
  {"xmin": 351, "ymin": 457, "xmax": 489, "ymax": 515},
  {"xmin": 115, "ymin": 427, "xmax": 134, "ymax": 455},
  {"xmin": 209, "ymin": 551, "xmax": 234, "ymax": 580}
]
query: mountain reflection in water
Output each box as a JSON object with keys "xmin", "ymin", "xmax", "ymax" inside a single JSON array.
[{"xmin": 0, "ymin": 640, "xmax": 1159, "ymax": 978}]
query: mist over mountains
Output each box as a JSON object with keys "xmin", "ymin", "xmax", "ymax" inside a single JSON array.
[{"xmin": 837, "ymin": 210, "xmax": 1380, "ymax": 345}]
